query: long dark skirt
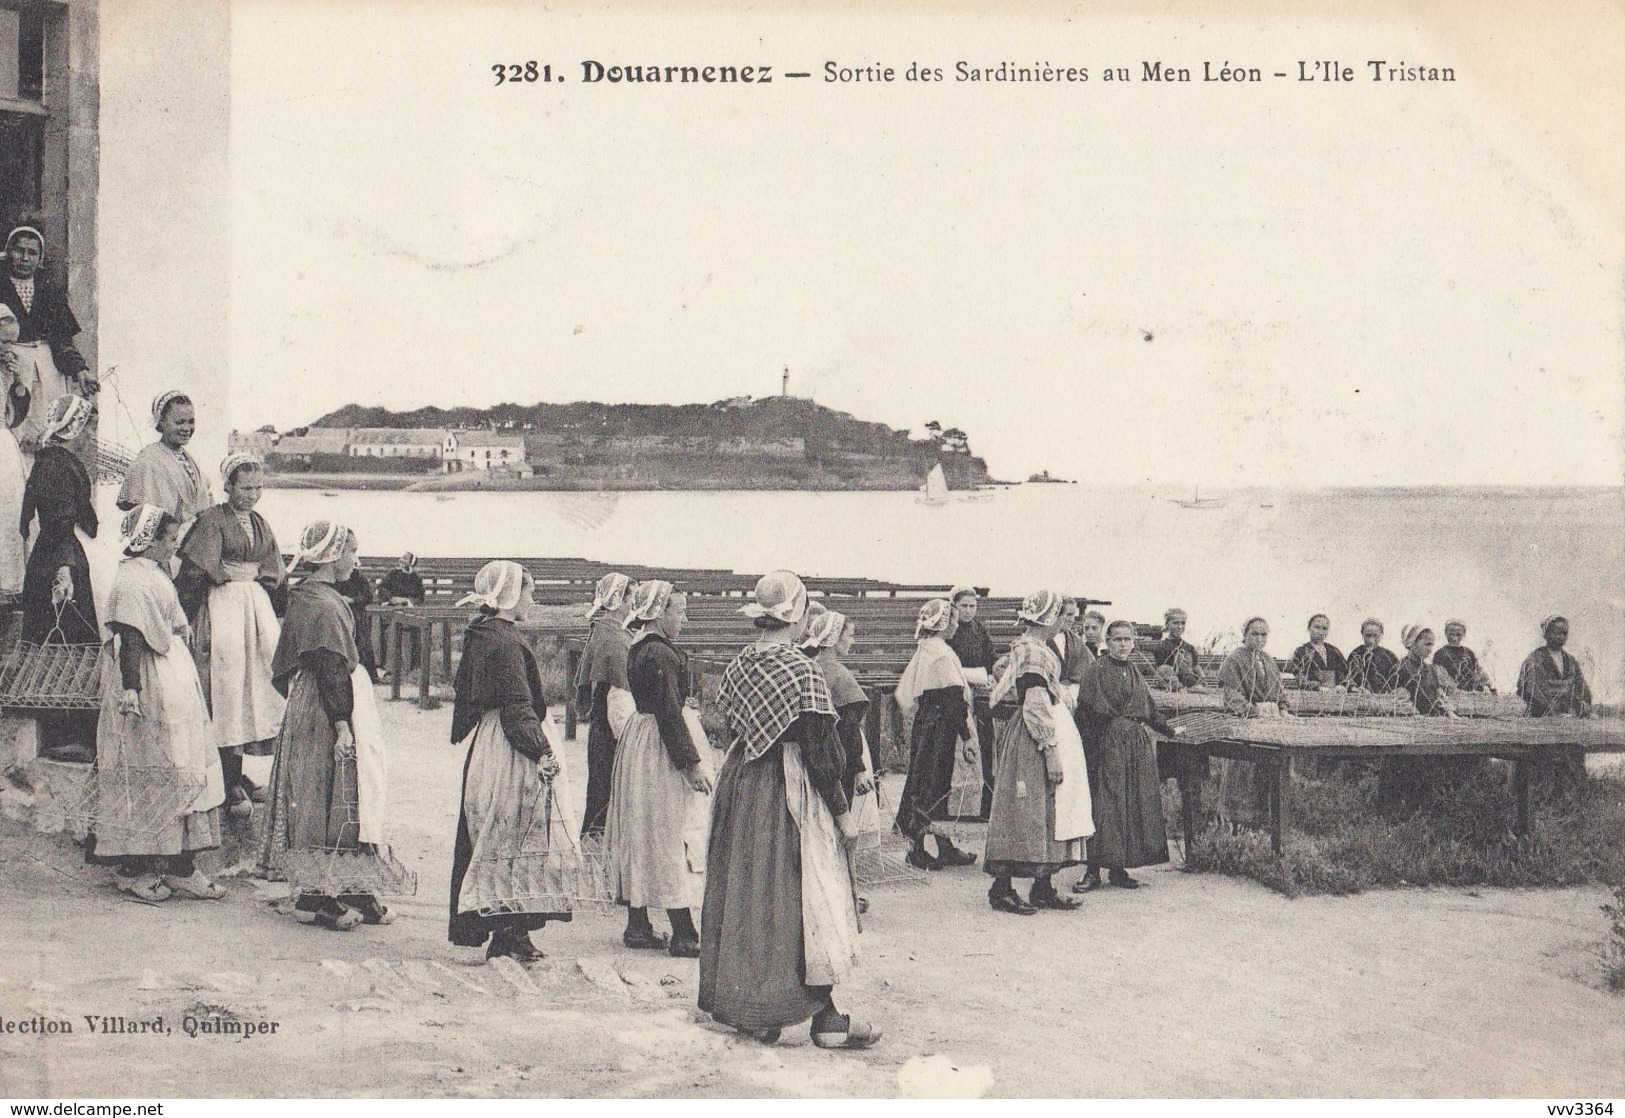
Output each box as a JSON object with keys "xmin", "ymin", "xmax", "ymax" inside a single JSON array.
[
  {"xmin": 972, "ymin": 699, "xmax": 996, "ymax": 821},
  {"xmin": 699, "ymin": 743, "xmax": 830, "ymax": 1031},
  {"xmin": 18, "ymin": 527, "xmax": 99, "ymax": 757},
  {"xmin": 581, "ymin": 685, "xmax": 616, "ymax": 838},
  {"xmin": 1086, "ymin": 719, "xmax": 1170, "ymax": 870},
  {"xmin": 894, "ymin": 691, "xmax": 963, "ymax": 841},
  {"xmin": 20, "ymin": 527, "xmax": 97, "ymax": 644}
]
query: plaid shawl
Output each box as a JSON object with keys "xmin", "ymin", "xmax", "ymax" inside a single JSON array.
[{"xmin": 716, "ymin": 643, "xmax": 836, "ymax": 762}]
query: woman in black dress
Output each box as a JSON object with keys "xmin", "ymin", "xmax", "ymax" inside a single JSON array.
[
  {"xmin": 893, "ymin": 598, "xmax": 977, "ymax": 871},
  {"xmin": 19, "ymin": 394, "xmax": 98, "ymax": 760},
  {"xmin": 448, "ymin": 561, "xmax": 568, "ymax": 964},
  {"xmin": 1289, "ymin": 614, "xmax": 1349, "ymax": 690},
  {"xmin": 945, "ymin": 586, "xmax": 997, "ymax": 820}
]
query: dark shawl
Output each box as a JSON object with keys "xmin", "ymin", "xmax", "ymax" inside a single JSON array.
[
  {"xmin": 1398, "ymin": 657, "xmax": 1452, "ymax": 716},
  {"xmin": 1051, "ymin": 631, "xmax": 1089, "ymax": 685},
  {"xmin": 1289, "ymin": 641, "xmax": 1349, "ymax": 689},
  {"xmin": 1217, "ymin": 647, "xmax": 1286, "ymax": 713},
  {"xmin": 627, "ymin": 631, "xmax": 700, "ymax": 769},
  {"xmin": 1516, "ymin": 647, "xmax": 1592, "ymax": 717},
  {"xmin": 1077, "ymin": 654, "xmax": 1172, "ymax": 738},
  {"xmin": 946, "ymin": 618, "xmax": 997, "ymax": 672},
  {"xmin": 175, "ymin": 503, "xmax": 287, "ymax": 620},
  {"xmin": 814, "ymin": 648, "xmax": 869, "ymax": 789},
  {"xmin": 0, "ymin": 275, "xmax": 87, "ymax": 378},
  {"xmin": 574, "ymin": 617, "xmax": 632, "ymax": 711},
  {"xmin": 1347, "ymin": 644, "xmax": 1400, "ymax": 693},
  {"xmin": 1434, "ymin": 645, "xmax": 1487, "ymax": 692},
  {"xmin": 1151, "ymin": 636, "xmax": 1204, "ymax": 689},
  {"xmin": 451, "ymin": 615, "xmax": 547, "ymax": 760},
  {"xmin": 19, "ymin": 444, "xmax": 97, "ymax": 645},
  {"xmin": 271, "ymin": 580, "xmax": 359, "ymax": 695},
  {"xmin": 379, "ymin": 567, "xmax": 426, "ymax": 604}
]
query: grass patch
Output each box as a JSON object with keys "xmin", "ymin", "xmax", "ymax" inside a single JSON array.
[
  {"xmin": 1183, "ymin": 762, "xmax": 1625, "ymax": 898},
  {"xmin": 1603, "ymin": 885, "xmax": 1625, "ymax": 993}
]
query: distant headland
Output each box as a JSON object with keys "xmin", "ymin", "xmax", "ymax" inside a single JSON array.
[{"xmin": 230, "ymin": 396, "xmax": 999, "ymax": 492}]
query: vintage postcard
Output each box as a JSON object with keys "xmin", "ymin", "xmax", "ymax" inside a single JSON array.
[{"xmin": 0, "ymin": 0, "xmax": 1620, "ymax": 1104}]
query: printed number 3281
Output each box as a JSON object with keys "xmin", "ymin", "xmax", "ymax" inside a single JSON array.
[{"xmin": 493, "ymin": 62, "xmax": 549, "ymax": 84}]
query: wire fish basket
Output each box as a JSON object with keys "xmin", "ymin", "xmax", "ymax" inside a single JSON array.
[
  {"xmin": 36, "ymin": 766, "xmax": 205, "ymax": 842},
  {"xmin": 87, "ymin": 437, "xmax": 134, "ymax": 483},
  {"xmin": 463, "ymin": 783, "xmax": 616, "ymax": 914},
  {"xmin": 1151, "ymin": 689, "xmax": 1228, "ymax": 716},
  {"xmin": 850, "ymin": 832, "xmax": 932, "ymax": 890},
  {"xmin": 1450, "ymin": 692, "xmax": 1528, "ymax": 719},
  {"xmin": 851, "ymin": 779, "xmax": 932, "ymax": 889},
  {"xmin": 271, "ymin": 844, "xmax": 418, "ymax": 898},
  {"xmin": 1285, "ymin": 690, "xmax": 1418, "ymax": 717},
  {"xmin": 1168, "ymin": 711, "xmax": 1625, "ymax": 752},
  {"xmin": 0, "ymin": 642, "xmax": 103, "ymax": 710}
]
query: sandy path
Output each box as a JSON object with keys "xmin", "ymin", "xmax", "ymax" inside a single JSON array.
[{"xmin": 1, "ymin": 690, "xmax": 1621, "ymax": 1099}]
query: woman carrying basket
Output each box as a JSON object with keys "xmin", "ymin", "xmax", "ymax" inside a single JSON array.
[
  {"xmin": 261, "ymin": 520, "xmax": 394, "ymax": 932},
  {"xmin": 91, "ymin": 505, "xmax": 225, "ymax": 904},
  {"xmin": 18, "ymin": 394, "xmax": 99, "ymax": 761},
  {"xmin": 448, "ymin": 561, "xmax": 572, "ymax": 964}
]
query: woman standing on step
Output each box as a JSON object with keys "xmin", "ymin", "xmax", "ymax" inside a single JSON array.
[
  {"xmin": 700, "ymin": 571, "xmax": 879, "ymax": 1050},
  {"xmin": 449, "ymin": 560, "xmax": 569, "ymax": 964},
  {"xmin": 894, "ymin": 598, "xmax": 978, "ymax": 871},
  {"xmin": 262, "ymin": 521, "xmax": 394, "ymax": 932},
  {"xmin": 116, "ymin": 391, "xmax": 213, "ymax": 539},
  {"xmin": 576, "ymin": 572, "xmax": 636, "ymax": 838},
  {"xmin": 18, "ymin": 394, "xmax": 99, "ymax": 762},
  {"xmin": 983, "ymin": 589, "xmax": 1091, "ymax": 915},
  {"xmin": 92, "ymin": 505, "xmax": 225, "ymax": 905},
  {"xmin": 607, "ymin": 580, "xmax": 712, "ymax": 957}
]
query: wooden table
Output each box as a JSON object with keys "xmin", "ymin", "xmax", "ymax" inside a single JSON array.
[
  {"xmin": 1160, "ymin": 732, "xmax": 1625, "ymax": 856},
  {"xmin": 378, "ymin": 606, "xmax": 472, "ymax": 707}
]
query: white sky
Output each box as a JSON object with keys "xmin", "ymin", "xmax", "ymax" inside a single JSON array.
[{"xmin": 226, "ymin": 3, "xmax": 1624, "ymax": 488}]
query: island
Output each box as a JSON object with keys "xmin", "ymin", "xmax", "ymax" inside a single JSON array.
[{"xmin": 231, "ymin": 397, "xmax": 998, "ymax": 492}]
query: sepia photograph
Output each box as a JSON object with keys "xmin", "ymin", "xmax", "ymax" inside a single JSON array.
[{"xmin": 0, "ymin": 0, "xmax": 1621, "ymax": 1104}]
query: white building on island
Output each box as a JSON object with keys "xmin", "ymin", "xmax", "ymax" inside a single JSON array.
[{"xmin": 444, "ymin": 430, "xmax": 526, "ymax": 472}]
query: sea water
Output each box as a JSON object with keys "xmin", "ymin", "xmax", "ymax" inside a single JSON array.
[{"xmin": 257, "ymin": 484, "xmax": 1625, "ymax": 702}]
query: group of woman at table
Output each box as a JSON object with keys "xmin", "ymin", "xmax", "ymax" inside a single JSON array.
[{"xmin": 889, "ymin": 595, "xmax": 1600, "ymax": 910}]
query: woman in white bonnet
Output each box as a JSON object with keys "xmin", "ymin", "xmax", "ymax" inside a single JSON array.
[
  {"xmin": 261, "ymin": 520, "xmax": 394, "ymax": 932},
  {"xmin": 607, "ymin": 580, "xmax": 712, "ymax": 957},
  {"xmin": 90, "ymin": 504, "xmax": 225, "ymax": 905},
  {"xmin": 700, "ymin": 570, "xmax": 879, "ymax": 1050},
  {"xmin": 575, "ymin": 571, "xmax": 637, "ymax": 838}
]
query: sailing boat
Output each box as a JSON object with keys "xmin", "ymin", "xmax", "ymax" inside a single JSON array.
[
  {"xmin": 918, "ymin": 463, "xmax": 950, "ymax": 505},
  {"xmin": 1175, "ymin": 486, "xmax": 1226, "ymax": 510}
]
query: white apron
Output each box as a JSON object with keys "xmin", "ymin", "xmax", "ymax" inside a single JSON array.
[
  {"xmin": 1050, "ymin": 691, "xmax": 1094, "ymax": 842},
  {"xmin": 205, "ymin": 561, "xmax": 286, "ymax": 749},
  {"xmin": 457, "ymin": 709, "xmax": 580, "ymax": 915},
  {"xmin": 782, "ymin": 739, "xmax": 860, "ymax": 988},
  {"xmin": 7, "ymin": 340, "xmax": 73, "ymax": 458},
  {"xmin": 605, "ymin": 710, "xmax": 708, "ymax": 909},
  {"xmin": 349, "ymin": 663, "xmax": 388, "ymax": 844},
  {"xmin": 93, "ymin": 635, "xmax": 225, "ymax": 857},
  {"xmin": 0, "ymin": 425, "xmax": 26, "ymax": 593}
]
